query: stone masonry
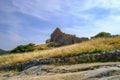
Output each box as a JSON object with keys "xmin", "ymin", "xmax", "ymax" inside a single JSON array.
[{"xmin": 46, "ymin": 27, "xmax": 89, "ymax": 47}]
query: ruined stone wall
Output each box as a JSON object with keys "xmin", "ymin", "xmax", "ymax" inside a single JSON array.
[
  {"xmin": 0, "ymin": 50, "xmax": 120, "ymax": 71},
  {"xmin": 47, "ymin": 28, "xmax": 89, "ymax": 46},
  {"xmin": 50, "ymin": 28, "xmax": 63, "ymax": 42}
]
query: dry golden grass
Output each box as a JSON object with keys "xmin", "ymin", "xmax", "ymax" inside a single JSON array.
[
  {"xmin": 1, "ymin": 71, "xmax": 86, "ymax": 80},
  {"xmin": 34, "ymin": 43, "xmax": 51, "ymax": 50},
  {"xmin": 0, "ymin": 36, "xmax": 120, "ymax": 66}
]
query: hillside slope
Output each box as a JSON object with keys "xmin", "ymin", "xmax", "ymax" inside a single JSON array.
[{"xmin": 0, "ymin": 36, "xmax": 120, "ymax": 66}]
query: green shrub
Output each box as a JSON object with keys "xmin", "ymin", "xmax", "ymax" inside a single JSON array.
[
  {"xmin": 11, "ymin": 43, "xmax": 35, "ymax": 53},
  {"xmin": 94, "ymin": 32, "xmax": 111, "ymax": 38}
]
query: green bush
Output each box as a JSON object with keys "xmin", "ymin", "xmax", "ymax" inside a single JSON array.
[
  {"xmin": 11, "ymin": 43, "xmax": 35, "ymax": 53},
  {"xmin": 94, "ymin": 32, "xmax": 111, "ymax": 38}
]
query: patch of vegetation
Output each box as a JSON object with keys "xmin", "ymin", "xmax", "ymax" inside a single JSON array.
[
  {"xmin": 11, "ymin": 43, "xmax": 35, "ymax": 53},
  {"xmin": 93, "ymin": 32, "xmax": 111, "ymax": 38},
  {"xmin": 34, "ymin": 43, "xmax": 51, "ymax": 50},
  {"xmin": 0, "ymin": 51, "xmax": 11, "ymax": 55},
  {"xmin": 0, "ymin": 49, "xmax": 5, "ymax": 53},
  {"xmin": 0, "ymin": 49, "xmax": 10, "ymax": 55}
]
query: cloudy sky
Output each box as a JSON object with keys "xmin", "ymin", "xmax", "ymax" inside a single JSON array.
[{"xmin": 0, "ymin": 0, "xmax": 120, "ymax": 50}]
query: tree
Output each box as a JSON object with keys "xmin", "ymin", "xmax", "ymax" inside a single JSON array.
[
  {"xmin": 11, "ymin": 43, "xmax": 35, "ymax": 53},
  {"xmin": 94, "ymin": 32, "xmax": 111, "ymax": 38}
]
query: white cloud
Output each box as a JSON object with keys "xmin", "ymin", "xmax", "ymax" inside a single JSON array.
[
  {"xmin": 65, "ymin": 0, "xmax": 120, "ymax": 36},
  {"xmin": 64, "ymin": 14, "xmax": 120, "ymax": 38},
  {"xmin": 0, "ymin": 32, "xmax": 26, "ymax": 50},
  {"xmin": 1, "ymin": 0, "xmax": 120, "ymax": 50},
  {"xmin": 78, "ymin": 0, "xmax": 120, "ymax": 10},
  {"xmin": 63, "ymin": 26, "xmax": 96, "ymax": 38},
  {"xmin": 0, "ymin": 22, "xmax": 26, "ymax": 50},
  {"xmin": 11, "ymin": 0, "xmax": 120, "ymax": 21},
  {"xmin": 64, "ymin": 0, "xmax": 120, "ymax": 20},
  {"xmin": 12, "ymin": 0, "xmax": 65, "ymax": 20},
  {"xmin": 94, "ymin": 15, "xmax": 120, "ymax": 34},
  {"xmin": 93, "ymin": 0, "xmax": 120, "ymax": 9}
]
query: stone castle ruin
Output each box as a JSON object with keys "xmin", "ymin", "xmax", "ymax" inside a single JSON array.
[{"xmin": 46, "ymin": 27, "xmax": 89, "ymax": 47}]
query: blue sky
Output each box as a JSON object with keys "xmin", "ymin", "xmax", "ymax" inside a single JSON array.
[{"xmin": 0, "ymin": 0, "xmax": 120, "ymax": 50}]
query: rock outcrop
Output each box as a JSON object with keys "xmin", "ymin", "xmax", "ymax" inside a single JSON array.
[
  {"xmin": 46, "ymin": 27, "xmax": 89, "ymax": 47},
  {"xmin": 85, "ymin": 67, "xmax": 120, "ymax": 78}
]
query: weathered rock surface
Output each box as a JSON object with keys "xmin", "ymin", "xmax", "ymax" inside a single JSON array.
[
  {"xmin": 84, "ymin": 67, "xmax": 120, "ymax": 78},
  {"xmin": 1, "ymin": 62, "xmax": 120, "ymax": 80},
  {"xmin": 17, "ymin": 65, "xmax": 48, "ymax": 76},
  {"xmin": 99, "ymin": 75, "xmax": 120, "ymax": 80}
]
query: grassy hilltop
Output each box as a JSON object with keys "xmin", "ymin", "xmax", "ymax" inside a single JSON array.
[{"xmin": 0, "ymin": 36, "xmax": 120, "ymax": 66}]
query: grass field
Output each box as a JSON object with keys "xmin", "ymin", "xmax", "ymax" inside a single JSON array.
[{"xmin": 0, "ymin": 36, "xmax": 120, "ymax": 66}]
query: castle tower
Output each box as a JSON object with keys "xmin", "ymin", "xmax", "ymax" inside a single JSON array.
[{"xmin": 50, "ymin": 27, "xmax": 63, "ymax": 42}]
